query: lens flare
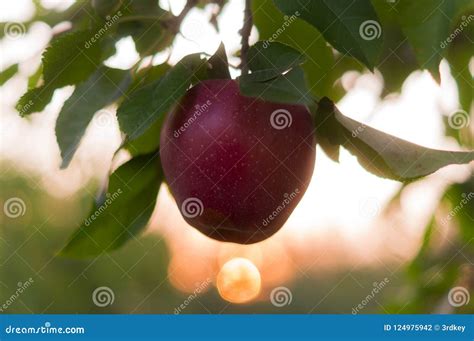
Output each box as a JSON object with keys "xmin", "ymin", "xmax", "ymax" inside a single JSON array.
[{"xmin": 217, "ymin": 258, "xmax": 261, "ymax": 304}]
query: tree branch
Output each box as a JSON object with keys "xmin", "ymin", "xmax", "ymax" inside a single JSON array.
[
  {"xmin": 177, "ymin": 0, "xmax": 199, "ymax": 23},
  {"xmin": 162, "ymin": 0, "xmax": 199, "ymax": 34},
  {"xmin": 239, "ymin": 0, "xmax": 253, "ymax": 76},
  {"xmin": 133, "ymin": 0, "xmax": 198, "ymax": 69}
]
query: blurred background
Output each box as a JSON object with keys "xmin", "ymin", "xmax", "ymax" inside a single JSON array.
[{"xmin": 0, "ymin": 0, "xmax": 473, "ymax": 314}]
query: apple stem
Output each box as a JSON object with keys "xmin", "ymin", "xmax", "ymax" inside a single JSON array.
[{"xmin": 240, "ymin": 0, "xmax": 253, "ymax": 76}]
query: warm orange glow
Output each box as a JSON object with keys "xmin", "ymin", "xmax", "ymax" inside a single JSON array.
[
  {"xmin": 3, "ymin": 0, "xmax": 470, "ymax": 308},
  {"xmin": 168, "ymin": 254, "xmax": 214, "ymax": 294},
  {"xmin": 216, "ymin": 258, "xmax": 261, "ymax": 304}
]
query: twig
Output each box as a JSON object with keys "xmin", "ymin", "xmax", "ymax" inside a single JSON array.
[
  {"xmin": 165, "ymin": 0, "xmax": 199, "ymax": 33},
  {"xmin": 210, "ymin": 0, "xmax": 225, "ymax": 31},
  {"xmin": 239, "ymin": 0, "xmax": 253, "ymax": 76},
  {"xmin": 180, "ymin": 0, "xmax": 199, "ymax": 20},
  {"xmin": 130, "ymin": 0, "xmax": 199, "ymax": 75}
]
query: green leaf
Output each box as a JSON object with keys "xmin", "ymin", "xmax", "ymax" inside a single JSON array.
[
  {"xmin": 122, "ymin": 64, "xmax": 171, "ymax": 156},
  {"xmin": 273, "ymin": 0, "xmax": 383, "ymax": 69},
  {"xmin": 42, "ymin": 29, "xmax": 104, "ymax": 88},
  {"xmin": 0, "ymin": 64, "xmax": 18, "ymax": 86},
  {"xmin": 92, "ymin": 0, "xmax": 121, "ymax": 18},
  {"xmin": 443, "ymin": 28, "xmax": 473, "ymax": 148},
  {"xmin": 117, "ymin": 53, "xmax": 206, "ymax": 140},
  {"xmin": 407, "ymin": 216, "xmax": 436, "ymax": 279},
  {"xmin": 443, "ymin": 178, "xmax": 474, "ymax": 246},
  {"xmin": 27, "ymin": 64, "xmax": 43, "ymax": 89},
  {"xmin": 207, "ymin": 42, "xmax": 231, "ymax": 80},
  {"xmin": 396, "ymin": 0, "xmax": 473, "ymax": 81},
  {"xmin": 315, "ymin": 97, "xmax": 474, "ymax": 181},
  {"xmin": 117, "ymin": 83, "xmax": 157, "ymax": 140},
  {"xmin": 367, "ymin": 0, "xmax": 420, "ymax": 95},
  {"xmin": 247, "ymin": 41, "xmax": 305, "ymax": 80},
  {"xmin": 129, "ymin": 63, "xmax": 172, "ymax": 93},
  {"xmin": 447, "ymin": 56, "xmax": 472, "ymax": 117},
  {"xmin": 56, "ymin": 67, "xmax": 131, "ymax": 169},
  {"xmin": 124, "ymin": 120, "xmax": 164, "ymax": 157},
  {"xmin": 17, "ymin": 29, "xmax": 106, "ymax": 117},
  {"xmin": 60, "ymin": 152, "xmax": 162, "ymax": 258},
  {"xmin": 16, "ymin": 85, "xmax": 55, "ymax": 117},
  {"xmin": 445, "ymin": 20, "xmax": 473, "ymax": 115},
  {"xmin": 253, "ymin": 0, "xmax": 335, "ymax": 98},
  {"xmin": 239, "ymin": 67, "xmax": 312, "ymax": 105},
  {"xmin": 117, "ymin": 0, "xmax": 171, "ymax": 56}
]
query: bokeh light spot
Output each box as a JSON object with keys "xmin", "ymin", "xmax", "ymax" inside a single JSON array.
[{"xmin": 217, "ymin": 258, "xmax": 261, "ymax": 304}]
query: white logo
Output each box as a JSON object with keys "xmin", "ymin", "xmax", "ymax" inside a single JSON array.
[
  {"xmin": 270, "ymin": 109, "xmax": 292, "ymax": 130},
  {"xmin": 94, "ymin": 110, "xmax": 114, "ymax": 128},
  {"xmin": 4, "ymin": 22, "xmax": 26, "ymax": 40},
  {"xmin": 448, "ymin": 286, "xmax": 470, "ymax": 307},
  {"xmin": 270, "ymin": 286, "xmax": 292, "ymax": 307},
  {"xmin": 3, "ymin": 197, "xmax": 26, "ymax": 218},
  {"xmin": 448, "ymin": 110, "xmax": 470, "ymax": 130},
  {"xmin": 359, "ymin": 20, "xmax": 382, "ymax": 41},
  {"xmin": 181, "ymin": 197, "xmax": 204, "ymax": 218},
  {"xmin": 92, "ymin": 286, "xmax": 115, "ymax": 307}
]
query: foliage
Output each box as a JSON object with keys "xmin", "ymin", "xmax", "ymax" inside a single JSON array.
[
  {"xmin": 4, "ymin": 0, "xmax": 473, "ymax": 294},
  {"xmin": 0, "ymin": 172, "xmax": 397, "ymax": 313},
  {"xmin": 56, "ymin": 67, "xmax": 131, "ymax": 168},
  {"xmin": 60, "ymin": 152, "xmax": 163, "ymax": 258},
  {"xmin": 316, "ymin": 98, "xmax": 474, "ymax": 181}
]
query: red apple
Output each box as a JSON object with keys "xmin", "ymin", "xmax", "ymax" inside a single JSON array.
[{"xmin": 160, "ymin": 79, "xmax": 315, "ymax": 244}]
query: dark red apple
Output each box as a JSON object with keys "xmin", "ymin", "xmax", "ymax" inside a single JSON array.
[{"xmin": 160, "ymin": 79, "xmax": 315, "ymax": 244}]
